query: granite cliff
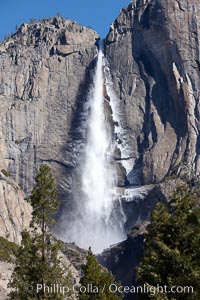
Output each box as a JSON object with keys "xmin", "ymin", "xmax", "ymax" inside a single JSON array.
[
  {"xmin": 105, "ymin": 0, "xmax": 200, "ymax": 185},
  {"xmin": 0, "ymin": 17, "xmax": 98, "ymax": 300},
  {"xmin": 1, "ymin": 1, "xmax": 200, "ymax": 203},
  {"xmin": 102, "ymin": 0, "xmax": 200, "ymax": 296},
  {"xmin": 0, "ymin": 17, "xmax": 98, "ymax": 198}
]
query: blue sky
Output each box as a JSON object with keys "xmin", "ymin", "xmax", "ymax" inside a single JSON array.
[{"xmin": 0, "ymin": 0, "xmax": 131, "ymax": 40}]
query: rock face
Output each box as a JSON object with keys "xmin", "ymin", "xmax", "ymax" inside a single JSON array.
[
  {"xmin": 98, "ymin": 177, "xmax": 187, "ymax": 300},
  {"xmin": 105, "ymin": 0, "xmax": 200, "ymax": 185},
  {"xmin": 0, "ymin": 247, "xmax": 84, "ymax": 300},
  {"xmin": 0, "ymin": 171, "xmax": 32, "ymax": 300},
  {"xmin": 98, "ymin": 234, "xmax": 144, "ymax": 300},
  {"xmin": 0, "ymin": 17, "xmax": 98, "ymax": 197},
  {"xmin": 0, "ymin": 261, "xmax": 14, "ymax": 300},
  {"xmin": 1, "ymin": 1, "xmax": 199, "ymax": 204},
  {"xmin": 0, "ymin": 170, "xmax": 32, "ymax": 244},
  {"xmin": 0, "ymin": 21, "xmax": 98, "ymax": 299}
]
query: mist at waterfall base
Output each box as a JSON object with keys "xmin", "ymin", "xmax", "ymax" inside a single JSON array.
[{"xmin": 57, "ymin": 49, "xmax": 126, "ymax": 253}]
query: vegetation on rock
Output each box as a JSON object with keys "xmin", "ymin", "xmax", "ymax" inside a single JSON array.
[
  {"xmin": 79, "ymin": 247, "xmax": 123, "ymax": 300},
  {"xmin": 0, "ymin": 237, "xmax": 18, "ymax": 263},
  {"xmin": 1, "ymin": 169, "xmax": 11, "ymax": 177},
  {"xmin": 137, "ymin": 184, "xmax": 200, "ymax": 299},
  {"xmin": 8, "ymin": 164, "xmax": 72, "ymax": 300}
]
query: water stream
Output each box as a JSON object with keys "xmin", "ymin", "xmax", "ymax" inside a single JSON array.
[
  {"xmin": 78, "ymin": 48, "xmax": 125, "ymax": 252},
  {"xmin": 58, "ymin": 47, "xmax": 126, "ymax": 253}
]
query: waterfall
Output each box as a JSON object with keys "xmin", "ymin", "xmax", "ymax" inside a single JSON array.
[
  {"xmin": 57, "ymin": 47, "xmax": 126, "ymax": 253},
  {"xmin": 77, "ymin": 48, "xmax": 125, "ymax": 253},
  {"xmin": 82, "ymin": 49, "xmax": 115, "ymax": 221}
]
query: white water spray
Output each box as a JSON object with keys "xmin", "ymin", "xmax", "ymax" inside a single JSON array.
[
  {"xmin": 79, "ymin": 49, "xmax": 125, "ymax": 252},
  {"xmin": 57, "ymin": 47, "xmax": 126, "ymax": 253},
  {"xmin": 82, "ymin": 50, "xmax": 114, "ymax": 219}
]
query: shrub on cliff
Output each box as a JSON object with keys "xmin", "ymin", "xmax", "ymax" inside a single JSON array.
[
  {"xmin": 0, "ymin": 237, "xmax": 18, "ymax": 263},
  {"xmin": 137, "ymin": 185, "xmax": 200, "ymax": 299}
]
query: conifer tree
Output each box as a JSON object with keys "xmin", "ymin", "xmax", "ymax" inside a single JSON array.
[
  {"xmin": 79, "ymin": 248, "xmax": 123, "ymax": 300},
  {"xmin": 8, "ymin": 164, "xmax": 71, "ymax": 300},
  {"xmin": 137, "ymin": 185, "xmax": 200, "ymax": 299}
]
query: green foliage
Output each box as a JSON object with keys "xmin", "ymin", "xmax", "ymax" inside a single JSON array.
[
  {"xmin": 8, "ymin": 231, "xmax": 38, "ymax": 299},
  {"xmin": 137, "ymin": 185, "xmax": 200, "ymax": 299},
  {"xmin": 29, "ymin": 164, "xmax": 59, "ymax": 228},
  {"xmin": 8, "ymin": 164, "xmax": 72, "ymax": 300},
  {"xmin": 0, "ymin": 237, "xmax": 18, "ymax": 263},
  {"xmin": 1, "ymin": 169, "xmax": 11, "ymax": 177},
  {"xmin": 79, "ymin": 248, "xmax": 123, "ymax": 300}
]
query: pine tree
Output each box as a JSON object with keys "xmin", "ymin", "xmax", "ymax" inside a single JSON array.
[
  {"xmin": 79, "ymin": 248, "xmax": 123, "ymax": 300},
  {"xmin": 137, "ymin": 185, "xmax": 200, "ymax": 299},
  {"xmin": 8, "ymin": 231, "xmax": 39, "ymax": 299},
  {"xmin": 8, "ymin": 164, "xmax": 72, "ymax": 300}
]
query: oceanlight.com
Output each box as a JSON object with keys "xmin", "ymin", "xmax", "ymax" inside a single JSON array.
[{"xmin": 27, "ymin": 283, "xmax": 194, "ymax": 296}]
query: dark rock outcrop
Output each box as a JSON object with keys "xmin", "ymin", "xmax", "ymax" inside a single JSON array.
[
  {"xmin": 105, "ymin": 0, "xmax": 200, "ymax": 185},
  {"xmin": 98, "ymin": 232, "xmax": 144, "ymax": 300},
  {"xmin": 61, "ymin": 242, "xmax": 88, "ymax": 273}
]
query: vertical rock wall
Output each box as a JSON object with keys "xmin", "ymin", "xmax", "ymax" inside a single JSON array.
[
  {"xmin": 0, "ymin": 17, "xmax": 98, "ymax": 197},
  {"xmin": 105, "ymin": 0, "xmax": 200, "ymax": 184},
  {"xmin": 0, "ymin": 171, "xmax": 31, "ymax": 244}
]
